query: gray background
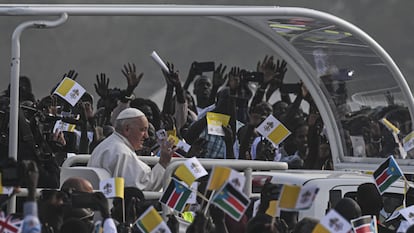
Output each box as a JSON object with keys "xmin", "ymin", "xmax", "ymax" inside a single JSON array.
[{"xmin": 1, "ymin": 0, "xmax": 413, "ymax": 107}]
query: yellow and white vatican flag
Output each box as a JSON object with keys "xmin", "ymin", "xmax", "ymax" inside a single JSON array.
[
  {"xmin": 99, "ymin": 177, "xmax": 124, "ymax": 199},
  {"xmin": 53, "ymin": 77, "xmax": 86, "ymax": 106},
  {"xmin": 403, "ymin": 131, "xmax": 414, "ymax": 152},
  {"xmin": 206, "ymin": 112, "xmax": 230, "ymax": 136},
  {"xmin": 278, "ymin": 184, "xmax": 319, "ymax": 210},
  {"xmin": 174, "ymin": 157, "xmax": 208, "ymax": 186},
  {"xmin": 53, "ymin": 120, "xmax": 76, "ymax": 133},
  {"xmin": 135, "ymin": 205, "xmax": 171, "ymax": 233},
  {"xmin": 207, "ymin": 166, "xmax": 245, "ymax": 192},
  {"xmin": 256, "ymin": 114, "xmax": 291, "ymax": 146}
]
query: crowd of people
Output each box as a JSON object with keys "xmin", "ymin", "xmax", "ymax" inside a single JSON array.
[{"xmin": 0, "ymin": 55, "xmax": 412, "ymax": 232}]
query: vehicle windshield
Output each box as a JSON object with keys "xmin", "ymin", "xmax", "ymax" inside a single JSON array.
[{"xmin": 249, "ymin": 15, "xmax": 413, "ymax": 162}]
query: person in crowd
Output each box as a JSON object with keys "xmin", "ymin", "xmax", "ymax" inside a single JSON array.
[
  {"xmin": 184, "ymin": 88, "xmax": 235, "ymax": 159},
  {"xmin": 226, "ymin": 66, "xmax": 252, "ymax": 124},
  {"xmin": 161, "ymin": 62, "xmax": 197, "ymax": 139},
  {"xmin": 237, "ymin": 101, "xmax": 280, "ymax": 161},
  {"xmin": 333, "ymin": 197, "xmax": 361, "ymax": 222},
  {"xmin": 22, "ymin": 160, "xmax": 42, "ymax": 233},
  {"xmin": 130, "ymin": 97, "xmax": 162, "ymax": 131},
  {"xmin": 87, "ymin": 107, "xmax": 174, "ymax": 191},
  {"xmin": 279, "ymin": 122, "xmax": 309, "ymax": 169},
  {"xmin": 356, "ymin": 183, "xmax": 394, "ymax": 233},
  {"xmin": 292, "ymin": 217, "xmax": 318, "ymax": 233}
]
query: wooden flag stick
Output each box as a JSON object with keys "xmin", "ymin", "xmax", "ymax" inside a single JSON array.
[
  {"xmin": 122, "ymin": 198, "xmax": 125, "ymax": 223},
  {"xmin": 204, "ymin": 190, "xmax": 215, "ymax": 216}
]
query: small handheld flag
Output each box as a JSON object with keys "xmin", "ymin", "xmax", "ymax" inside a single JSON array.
[
  {"xmin": 256, "ymin": 114, "xmax": 291, "ymax": 146},
  {"xmin": 159, "ymin": 178, "xmax": 192, "ymax": 213},
  {"xmin": 99, "ymin": 177, "xmax": 124, "ymax": 199},
  {"xmin": 0, "ymin": 212, "xmax": 23, "ymax": 233},
  {"xmin": 351, "ymin": 215, "xmax": 377, "ymax": 233},
  {"xmin": 403, "ymin": 131, "xmax": 414, "ymax": 152},
  {"xmin": 174, "ymin": 157, "xmax": 207, "ymax": 186},
  {"xmin": 372, "ymin": 155, "xmax": 403, "ymax": 194},
  {"xmin": 53, "ymin": 120, "xmax": 76, "ymax": 133},
  {"xmin": 53, "ymin": 77, "xmax": 86, "ymax": 107},
  {"xmin": 278, "ymin": 184, "xmax": 319, "ymax": 210},
  {"xmin": 212, "ymin": 182, "xmax": 251, "ymax": 221},
  {"xmin": 207, "ymin": 166, "xmax": 245, "ymax": 191},
  {"xmin": 206, "ymin": 112, "xmax": 230, "ymax": 136},
  {"xmin": 380, "ymin": 118, "xmax": 400, "ymax": 134},
  {"xmin": 135, "ymin": 206, "xmax": 171, "ymax": 233}
]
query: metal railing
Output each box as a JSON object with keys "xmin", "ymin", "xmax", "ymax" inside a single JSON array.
[{"xmin": 60, "ymin": 154, "xmax": 288, "ymax": 218}]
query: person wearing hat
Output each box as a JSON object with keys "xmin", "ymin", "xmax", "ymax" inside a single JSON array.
[{"xmin": 87, "ymin": 108, "xmax": 174, "ymax": 191}]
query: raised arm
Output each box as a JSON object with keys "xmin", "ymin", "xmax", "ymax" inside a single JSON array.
[{"xmin": 121, "ymin": 62, "xmax": 144, "ymax": 98}]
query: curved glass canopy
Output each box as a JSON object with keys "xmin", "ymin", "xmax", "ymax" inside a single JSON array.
[
  {"xmin": 226, "ymin": 13, "xmax": 414, "ymax": 171},
  {"xmin": 1, "ymin": 5, "xmax": 414, "ymax": 172}
]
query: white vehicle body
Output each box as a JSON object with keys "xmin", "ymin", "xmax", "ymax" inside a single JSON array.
[{"xmin": 251, "ymin": 170, "xmax": 405, "ymax": 220}]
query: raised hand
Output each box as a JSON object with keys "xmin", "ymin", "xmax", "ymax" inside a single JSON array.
[
  {"xmin": 121, "ymin": 62, "xmax": 144, "ymax": 96},
  {"xmin": 52, "ymin": 129, "xmax": 66, "ymax": 146},
  {"xmin": 22, "ymin": 160, "xmax": 39, "ymax": 201},
  {"xmin": 158, "ymin": 137, "xmax": 175, "ymax": 168},
  {"xmin": 48, "ymin": 95, "xmax": 59, "ymax": 115},
  {"xmin": 183, "ymin": 61, "xmax": 198, "ymax": 90},
  {"xmin": 266, "ymin": 59, "xmax": 288, "ymax": 101},
  {"xmin": 163, "ymin": 62, "xmax": 181, "ymax": 89},
  {"xmin": 212, "ymin": 63, "xmax": 227, "ymax": 88},
  {"xmin": 257, "ymin": 55, "xmax": 276, "ymax": 84},
  {"xmin": 225, "ymin": 66, "xmax": 242, "ymax": 83},
  {"xmin": 161, "ymin": 113, "xmax": 175, "ymax": 131},
  {"xmin": 62, "ymin": 69, "xmax": 78, "ymax": 80},
  {"xmin": 273, "ymin": 59, "xmax": 288, "ymax": 85},
  {"xmin": 94, "ymin": 73, "xmax": 110, "ymax": 98}
]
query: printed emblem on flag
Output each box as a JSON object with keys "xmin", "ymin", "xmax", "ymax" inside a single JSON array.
[
  {"xmin": 174, "ymin": 157, "xmax": 207, "ymax": 186},
  {"xmin": 53, "ymin": 77, "xmax": 86, "ymax": 106},
  {"xmin": 399, "ymin": 205, "xmax": 414, "ymax": 225},
  {"xmin": 0, "ymin": 212, "xmax": 23, "ymax": 233},
  {"xmin": 207, "ymin": 166, "xmax": 245, "ymax": 191},
  {"xmin": 174, "ymin": 157, "xmax": 208, "ymax": 186},
  {"xmin": 279, "ymin": 184, "xmax": 319, "ymax": 210},
  {"xmin": 256, "ymin": 114, "xmax": 291, "ymax": 146},
  {"xmin": 212, "ymin": 182, "xmax": 250, "ymax": 221},
  {"xmin": 135, "ymin": 206, "xmax": 171, "ymax": 233},
  {"xmin": 372, "ymin": 155, "xmax": 403, "ymax": 194},
  {"xmin": 206, "ymin": 112, "xmax": 230, "ymax": 136},
  {"xmin": 351, "ymin": 215, "xmax": 377, "ymax": 233},
  {"xmin": 311, "ymin": 209, "xmax": 351, "ymax": 233},
  {"xmin": 99, "ymin": 177, "xmax": 124, "ymax": 199},
  {"xmin": 159, "ymin": 178, "xmax": 192, "ymax": 213}
]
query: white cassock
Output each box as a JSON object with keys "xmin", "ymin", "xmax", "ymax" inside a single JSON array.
[{"xmin": 88, "ymin": 132, "xmax": 165, "ymax": 191}]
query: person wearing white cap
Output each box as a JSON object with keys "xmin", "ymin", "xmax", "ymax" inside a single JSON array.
[{"xmin": 87, "ymin": 108, "xmax": 174, "ymax": 191}]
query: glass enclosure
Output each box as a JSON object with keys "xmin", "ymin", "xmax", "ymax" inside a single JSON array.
[
  {"xmin": 263, "ymin": 16, "xmax": 413, "ymax": 160},
  {"xmin": 2, "ymin": 5, "xmax": 414, "ymax": 169}
]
